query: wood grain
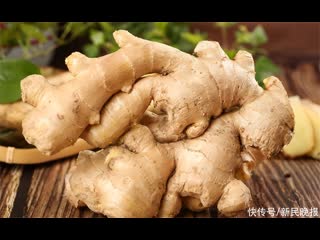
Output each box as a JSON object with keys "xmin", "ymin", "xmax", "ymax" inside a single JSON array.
[
  {"xmin": 246, "ymin": 157, "xmax": 320, "ymax": 218},
  {"xmin": 179, "ymin": 158, "xmax": 320, "ymax": 218},
  {"xmin": 25, "ymin": 157, "xmax": 315, "ymax": 218},
  {"xmin": 277, "ymin": 66, "xmax": 295, "ymax": 96},
  {"xmin": 289, "ymin": 64, "xmax": 320, "ymax": 104},
  {"xmin": 24, "ymin": 158, "xmax": 104, "ymax": 218},
  {"xmin": 0, "ymin": 164, "xmax": 23, "ymax": 217}
]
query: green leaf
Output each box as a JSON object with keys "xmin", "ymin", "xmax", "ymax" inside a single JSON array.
[
  {"xmin": 0, "ymin": 59, "xmax": 40, "ymax": 104},
  {"xmin": 236, "ymin": 25, "xmax": 268, "ymax": 49},
  {"xmin": 181, "ymin": 32, "xmax": 206, "ymax": 45},
  {"xmin": 224, "ymin": 49, "xmax": 237, "ymax": 59},
  {"xmin": 99, "ymin": 22, "xmax": 114, "ymax": 33},
  {"xmin": 215, "ymin": 22, "xmax": 237, "ymax": 29},
  {"xmin": 251, "ymin": 25, "xmax": 268, "ymax": 46},
  {"xmin": 235, "ymin": 26, "xmax": 252, "ymax": 45},
  {"xmin": 166, "ymin": 23, "xmax": 189, "ymax": 43},
  {"xmin": 83, "ymin": 44, "xmax": 100, "ymax": 57},
  {"xmin": 19, "ymin": 23, "xmax": 46, "ymax": 43},
  {"xmin": 154, "ymin": 22, "xmax": 169, "ymax": 32},
  {"xmin": 67, "ymin": 22, "xmax": 91, "ymax": 40},
  {"xmin": 255, "ymin": 56, "xmax": 281, "ymax": 87},
  {"xmin": 173, "ymin": 41, "xmax": 194, "ymax": 53},
  {"xmin": 90, "ymin": 30, "xmax": 105, "ymax": 46}
]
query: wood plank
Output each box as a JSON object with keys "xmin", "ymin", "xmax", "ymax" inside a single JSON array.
[
  {"xmin": 179, "ymin": 158, "xmax": 320, "ymax": 218},
  {"xmin": 277, "ymin": 66, "xmax": 296, "ymax": 96},
  {"xmin": 24, "ymin": 158, "xmax": 104, "ymax": 218},
  {"xmin": 246, "ymin": 158, "xmax": 320, "ymax": 218},
  {"xmin": 19, "ymin": 156, "xmax": 320, "ymax": 218},
  {"xmin": 0, "ymin": 164, "xmax": 23, "ymax": 217},
  {"xmin": 289, "ymin": 64, "xmax": 320, "ymax": 104}
]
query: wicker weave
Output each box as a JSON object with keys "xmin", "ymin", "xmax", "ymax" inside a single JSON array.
[{"xmin": 0, "ymin": 139, "xmax": 94, "ymax": 164}]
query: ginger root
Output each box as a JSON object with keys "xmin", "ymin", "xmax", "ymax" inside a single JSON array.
[
  {"xmin": 0, "ymin": 102, "xmax": 33, "ymax": 130},
  {"xmin": 65, "ymin": 125, "xmax": 174, "ymax": 217},
  {"xmin": 282, "ymin": 96, "xmax": 316, "ymax": 158},
  {"xmin": 65, "ymin": 77, "xmax": 294, "ymax": 217},
  {"xmin": 21, "ymin": 30, "xmax": 262, "ymax": 155},
  {"xmin": 19, "ymin": 30, "xmax": 294, "ymax": 217},
  {"xmin": 0, "ymin": 70, "xmax": 72, "ymax": 131},
  {"xmin": 82, "ymin": 40, "xmax": 263, "ymax": 148},
  {"xmin": 283, "ymin": 96, "xmax": 320, "ymax": 160}
]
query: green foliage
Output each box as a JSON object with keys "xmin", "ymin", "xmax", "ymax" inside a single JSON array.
[
  {"xmin": 81, "ymin": 22, "xmax": 207, "ymax": 56},
  {"xmin": 83, "ymin": 44, "xmax": 100, "ymax": 58},
  {"xmin": 215, "ymin": 22, "xmax": 237, "ymax": 29},
  {"xmin": 235, "ymin": 25, "xmax": 268, "ymax": 54},
  {"xmin": 0, "ymin": 22, "xmax": 57, "ymax": 59},
  {"xmin": 0, "ymin": 59, "xmax": 40, "ymax": 103},
  {"xmin": 255, "ymin": 56, "xmax": 280, "ymax": 85},
  {"xmin": 0, "ymin": 22, "xmax": 57, "ymax": 48},
  {"xmin": 215, "ymin": 22, "xmax": 280, "ymax": 88},
  {"xmin": 1, "ymin": 22, "xmax": 280, "ymax": 92},
  {"xmin": 224, "ymin": 49, "xmax": 237, "ymax": 59},
  {"xmin": 0, "ymin": 22, "xmax": 205, "ymax": 58}
]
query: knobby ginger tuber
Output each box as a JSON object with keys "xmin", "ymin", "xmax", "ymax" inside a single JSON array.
[
  {"xmin": 82, "ymin": 37, "xmax": 263, "ymax": 148},
  {"xmin": 20, "ymin": 30, "xmax": 294, "ymax": 217},
  {"xmin": 65, "ymin": 125, "xmax": 174, "ymax": 217},
  {"xmin": 65, "ymin": 77, "xmax": 294, "ymax": 217},
  {"xmin": 21, "ymin": 30, "xmax": 262, "ymax": 155},
  {"xmin": 0, "ymin": 102, "xmax": 33, "ymax": 130},
  {"xmin": 0, "ymin": 71, "xmax": 72, "ymax": 131}
]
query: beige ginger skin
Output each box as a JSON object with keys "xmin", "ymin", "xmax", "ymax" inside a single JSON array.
[
  {"xmin": 0, "ymin": 71, "xmax": 72, "ymax": 131},
  {"xmin": 65, "ymin": 77, "xmax": 294, "ymax": 217},
  {"xmin": 82, "ymin": 32, "xmax": 263, "ymax": 147},
  {"xmin": 19, "ymin": 30, "xmax": 294, "ymax": 217},
  {"xmin": 21, "ymin": 30, "xmax": 262, "ymax": 155}
]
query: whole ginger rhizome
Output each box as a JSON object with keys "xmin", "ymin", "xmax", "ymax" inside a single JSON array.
[{"xmin": 20, "ymin": 30, "xmax": 294, "ymax": 217}]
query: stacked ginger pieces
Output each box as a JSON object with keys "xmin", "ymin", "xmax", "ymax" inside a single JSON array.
[{"xmin": 20, "ymin": 30, "xmax": 294, "ymax": 217}]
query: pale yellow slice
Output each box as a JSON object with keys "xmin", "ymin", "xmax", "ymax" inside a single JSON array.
[
  {"xmin": 283, "ymin": 96, "xmax": 314, "ymax": 157},
  {"xmin": 301, "ymin": 99, "xmax": 320, "ymax": 159}
]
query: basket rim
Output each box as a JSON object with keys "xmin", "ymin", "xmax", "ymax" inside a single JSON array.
[{"xmin": 0, "ymin": 139, "xmax": 94, "ymax": 164}]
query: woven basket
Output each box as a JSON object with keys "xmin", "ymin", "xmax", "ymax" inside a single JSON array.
[{"xmin": 0, "ymin": 139, "xmax": 94, "ymax": 164}]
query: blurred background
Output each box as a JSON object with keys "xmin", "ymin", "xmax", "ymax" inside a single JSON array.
[{"xmin": 1, "ymin": 22, "xmax": 319, "ymax": 101}]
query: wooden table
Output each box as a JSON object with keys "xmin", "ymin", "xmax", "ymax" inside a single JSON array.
[{"xmin": 1, "ymin": 63, "xmax": 319, "ymax": 218}]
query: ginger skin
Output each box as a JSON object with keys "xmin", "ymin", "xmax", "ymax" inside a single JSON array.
[
  {"xmin": 0, "ymin": 71, "xmax": 72, "ymax": 131},
  {"xmin": 82, "ymin": 34, "xmax": 263, "ymax": 148},
  {"xmin": 21, "ymin": 30, "xmax": 262, "ymax": 155},
  {"xmin": 65, "ymin": 77, "xmax": 294, "ymax": 217},
  {"xmin": 65, "ymin": 125, "xmax": 174, "ymax": 217},
  {"xmin": 19, "ymin": 30, "xmax": 294, "ymax": 217},
  {"xmin": 0, "ymin": 102, "xmax": 33, "ymax": 130}
]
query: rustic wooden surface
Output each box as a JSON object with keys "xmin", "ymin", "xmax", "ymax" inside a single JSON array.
[
  {"xmin": 0, "ymin": 62, "xmax": 319, "ymax": 218},
  {"xmin": 0, "ymin": 165, "xmax": 23, "ymax": 217}
]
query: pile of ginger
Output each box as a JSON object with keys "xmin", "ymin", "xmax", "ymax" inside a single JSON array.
[{"xmin": 17, "ymin": 30, "xmax": 295, "ymax": 217}]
